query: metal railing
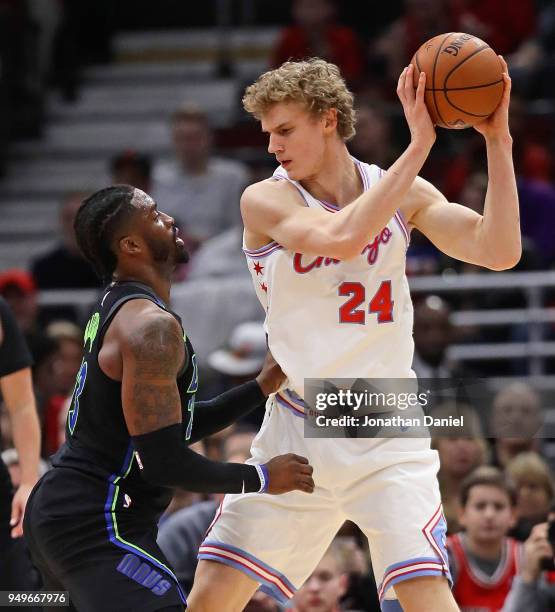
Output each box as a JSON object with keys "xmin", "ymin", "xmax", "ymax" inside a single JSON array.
[
  {"xmin": 38, "ymin": 270, "xmax": 555, "ymax": 375},
  {"xmin": 410, "ymin": 270, "xmax": 555, "ymax": 376}
]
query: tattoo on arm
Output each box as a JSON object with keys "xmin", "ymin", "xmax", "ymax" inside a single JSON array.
[
  {"xmin": 129, "ymin": 322, "xmax": 184, "ymax": 379},
  {"xmin": 124, "ymin": 314, "xmax": 185, "ymax": 435},
  {"xmin": 131, "ymin": 382, "xmax": 179, "ymax": 433}
]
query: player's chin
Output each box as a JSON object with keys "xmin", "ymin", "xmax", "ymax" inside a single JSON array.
[{"xmin": 175, "ymin": 242, "xmax": 190, "ymax": 264}]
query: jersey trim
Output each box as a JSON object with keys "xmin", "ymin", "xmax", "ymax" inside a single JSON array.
[
  {"xmin": 198, "ymin": 540, "xmax": 296, "ymax": 604},
  {"xmin": 378, "ymin": 557, "xmax": 448, "ymax": 601},
  {"xmin": 358, "ymin": 161, "xmax": 410, "ymax": 247},
  {"xmin": 243, "ymin": 242, "xmax": 284, "ymax": 259},
  {"xmin": 394, "ymin": 211, "xmax": 410, "ymax": 246},
  {"xmin": 422, "ymin": 504, "xmax": 449, "ymax": 569},
  {"xmin": 104, "ymin": 442, "xmax": 186, "ymax": 604},
  {"xmin": 276, "ymin": 391, "xmax": 306, "ymax": 418}
]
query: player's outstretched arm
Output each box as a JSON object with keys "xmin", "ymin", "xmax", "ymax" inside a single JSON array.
[
  {"xmin": 402, "ymin": 58, "xmax": 521, "ymax": 271},
  {"xmin": 121, "ymin": 312, "xmax": 313, "ymax": 494},
  {"xmin": 243, "ymin": 64, "xmax": 436, "ymax": 260}
]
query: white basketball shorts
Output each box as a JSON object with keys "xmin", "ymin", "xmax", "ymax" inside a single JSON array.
[{"xmin": 198, "ymin": 393, "xmax": 451, "ymax": 607}]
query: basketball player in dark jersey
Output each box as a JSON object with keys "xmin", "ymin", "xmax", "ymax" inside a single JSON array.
[
  {"xmin": 24, "ymin": 185, "xmax": 314, "ymax": 612},
  {"xmin": 0, "ymin": 296, "xmax": 41, "ymax": 594}
]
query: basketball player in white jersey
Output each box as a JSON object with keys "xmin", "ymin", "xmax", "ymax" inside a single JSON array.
[{"xmin": 187, "ymin": 58, "xmax": 520, "ymax": 612}]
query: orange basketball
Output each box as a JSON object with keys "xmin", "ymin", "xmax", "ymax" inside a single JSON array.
[{"xmin": 410, "ymin": 32, "xmax": 504, "ymax": 129}]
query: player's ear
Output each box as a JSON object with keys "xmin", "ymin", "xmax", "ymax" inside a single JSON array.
[
  {"xmin": 323, "ymin": 108, "xmax": 338, "ymax": 133},
  {"xmin": 118, "ymin": 234, "xmax": 142, "ymax": 256}
]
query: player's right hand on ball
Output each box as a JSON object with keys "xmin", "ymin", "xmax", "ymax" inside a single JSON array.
[
  {"xmin": 397, "ymin": 64, "xmax": 436, "ymax": 149},
  {"xmin": 265, "ymin": 453, "xmax": 314, "ymax": 494}
]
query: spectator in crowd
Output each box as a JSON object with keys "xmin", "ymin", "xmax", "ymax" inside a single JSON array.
[
  {"xmin": 31, "ymin": 191, "xmax": 99, "ymax": 290},
  {"xmin": 1, "ymin": 448, "xmax": 49, "ymax": 490},
  {"xmin": 170, "ymin": 278, "xmax": 263, "ymax": 381},
  {"xmin": 448, "ymin": 466, "xmax": 521, "ymax": 612},
  {"xmin": 451, "ymin": 0, "xmax": 536, "ymax": 57},
  {"xmin": 244, "ymin": 589, "xmax": 281, "ymax": 612},
  {"xmin": 502, "ymin": 502, "xmax": 555, "ymax": 612},
  {"xmin": 412, "ymin": 295, "xmax": 481, "ymax": 384},
  {"xmin": 432, "ymin": 404, "xmax": 488, "ymax": 533},
  {"xmin": 490, "ymin": 383, "xmax": 543, "ymax": 469},
  {"xmin": 157, "ymin": 426, "xmax": 257, "ymax": 593},
  {"xmin": 110, "ymin": 149, "xmax": 152, "ymax": 193},
  {"xmin": 187, "ymin": 226, "xmax": 247, "ymax": 281},
  {"xmin": 374, "ymin": 0, "xmax": 535, "ymax": 86},
  {"xmin": 0, "ymin": 270, "xmax": 40, "ymax": 342},
  {"xmin": 46, "ymin": 321, "xmax": 82, "ymax": 395},
  {"xmin": 24, "ymin": 333, "xmax": 60, "ymax": 453},
  {"xmin": 509, "ymin": 1, "xmax": 555, "ymax": 100},
  {"xmin": 152, "ymin": 104, "xmax": 248, "ymax": 251},
  {"xmin": 506, "ymin": 452, "xmax": 554, "ymax": 541},
  {"xmin": 41, "ymin": 321, "xmax": 83, "ymax": 456},
  {"xmin": 0, "ymin": 296, "xmax": 41, "ymax": 593},
  {"xmin": 374, "ymin": 0, "xmax": 457, "ymax": 85},
  {"xmin": 207, "ymin": 321, "xmax": 267, "ymax": 427},
  {"xmin": 290, "ymin": 538, "xmax": 349, "ymax": 612},
  {"xmin": 412, "ymin": 296, "xmax": 455, "ymax": 379},
  {"xmin": 270, "ymin": 0, "xmax": 364, "ymax": 84},
  {"xmin": 348, "ymin": 103, "xmax": 399, "ymax": 170}
]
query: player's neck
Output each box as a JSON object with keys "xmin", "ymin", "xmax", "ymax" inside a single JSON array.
[
  {"xmin": 113, "ymin": 265, "xmax": 172, "ymax": 305},
  {"xmin": 299, "ymin": 144, "xmax": 362, "ymax": 208}
]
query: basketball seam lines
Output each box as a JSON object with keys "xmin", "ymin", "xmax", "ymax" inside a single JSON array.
[
  {"xmin": 424, "ymin": 78, "xmax": 503, "ymax": 92},
  {"xmin": 443, "ymin": 44, "xmax": 491, "ymax": 88},
  {"xmin": 432, "ymin": 33, "xmax": 455, "ymax": 128},
  {"xmin": 442, "ymin": 96, "xmax": 493, "ymax": 117}
]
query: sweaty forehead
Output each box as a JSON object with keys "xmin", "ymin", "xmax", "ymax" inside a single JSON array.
[{"xmin": 130, "ymin": 188, "xmax": 155, "ymax": 213}]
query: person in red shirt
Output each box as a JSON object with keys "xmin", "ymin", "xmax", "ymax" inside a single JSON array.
[
  {"xmin": 270, "ymin": 0, "xmax": 364, "ymax": 84},
  {"xmin": 448, "ymin": 466, "xmax": 522, "ymax": 612}
]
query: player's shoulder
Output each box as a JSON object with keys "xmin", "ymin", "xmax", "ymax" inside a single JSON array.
[
  {"xmin": 115, "ymin": 299, "xmax": 182, "ymax": 348},
  {"xmin": 241, "ymin": 176, "xmax": 303, "ymax": 212}
]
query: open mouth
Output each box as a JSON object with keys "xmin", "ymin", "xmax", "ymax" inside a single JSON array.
[{"xmin": 173, "ymin": 227, "xmax": 184, "ymax": 245}]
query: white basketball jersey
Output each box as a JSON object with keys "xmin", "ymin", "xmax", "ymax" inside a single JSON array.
[{"xmin": 244, "ymin": 158, "xmax": 414, "ymax": 399}]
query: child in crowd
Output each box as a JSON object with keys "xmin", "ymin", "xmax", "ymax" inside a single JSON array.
[{"xmin": 448, "ymin": 466, "xmax": 522, "ymax": 612}]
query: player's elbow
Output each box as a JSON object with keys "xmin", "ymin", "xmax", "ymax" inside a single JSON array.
[{"xmin": 486, "ymin": 244, "xmax": 522, "ymax": 271}]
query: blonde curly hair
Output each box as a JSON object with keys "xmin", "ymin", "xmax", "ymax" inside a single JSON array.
[{"xmin": 242, "ymin": 58, "xmax": 356, "ymax": 141}]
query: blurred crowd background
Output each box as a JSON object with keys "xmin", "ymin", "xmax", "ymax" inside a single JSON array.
[{"xmin": 2, "ymin": 0, "xmax": 555, "ymax": 609}]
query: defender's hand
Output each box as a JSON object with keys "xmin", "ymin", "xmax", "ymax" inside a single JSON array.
[
  {"xmin": 256, "ymin": 350, "xmax": 286, "ymax": 397},
  {"xmin": 397, "ymin": 64, "xmax": 436, "ymax": 150},
  {"xmin": 265, "ymin": 454, "xmax": 315, "ymax": 494}
]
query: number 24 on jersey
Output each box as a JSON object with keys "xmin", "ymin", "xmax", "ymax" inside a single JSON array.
[{"xmin": 339, "ymin": 280, "xmax": 394, "ymax": 324}]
